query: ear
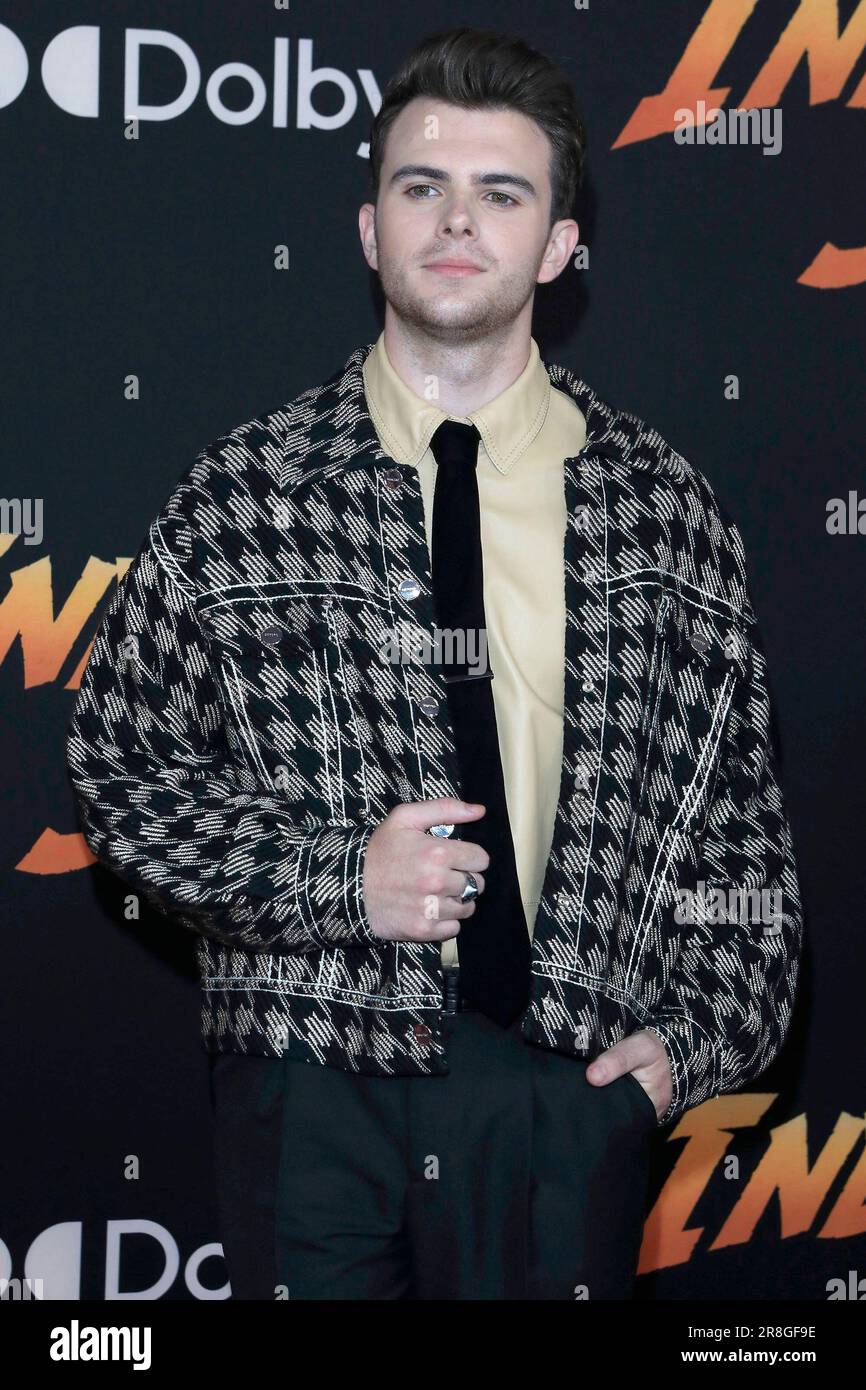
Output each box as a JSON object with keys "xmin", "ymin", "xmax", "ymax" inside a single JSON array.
[
  {"xmin": 537, "ymin": 219, "xmax": 580, "ymax": 285},
  {"xmin": 358, "ymin": 203, "xmax": 379, "ymax": 270}
]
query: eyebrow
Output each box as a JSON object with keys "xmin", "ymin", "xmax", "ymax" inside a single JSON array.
[{"xmin": 389, "ymin": 164, "xmax": 537, "ymax": 198}]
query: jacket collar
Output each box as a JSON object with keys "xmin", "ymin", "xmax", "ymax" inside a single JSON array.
[{"xmin": 280, "ymin": 342, "xmax": 686, "ymax": 492}]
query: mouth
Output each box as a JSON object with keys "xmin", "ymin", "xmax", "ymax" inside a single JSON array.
[{"xmin": 422, "ymin": 261, "xmax": 485, "ymax": 277}]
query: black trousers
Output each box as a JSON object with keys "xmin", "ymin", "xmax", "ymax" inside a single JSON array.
[{"xmin": 210, "ymin": 1009, "xmax": 656, "ymax": 1301}]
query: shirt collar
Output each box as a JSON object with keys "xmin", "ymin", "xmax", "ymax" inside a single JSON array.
[{"xmin": 362, "ymin": 330, "xmax": 551, "ymax": 476}]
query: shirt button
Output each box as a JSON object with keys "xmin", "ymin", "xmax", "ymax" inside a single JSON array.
[
  {"xmin": 418, "ymin": 695, "xmax": 439, "ymax": 716},
  {"xmin": 259, "ymin": 624, "xmax": 283, "ymax": 646},
  {"xmin": 398, "ymin": 576, "xmax": 421, "ymax": 601}
]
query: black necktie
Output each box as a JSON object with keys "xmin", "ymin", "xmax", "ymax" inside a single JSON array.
[{"xmin": 429, "ymin": 419, "xmax": 531, "ymax": 1027}]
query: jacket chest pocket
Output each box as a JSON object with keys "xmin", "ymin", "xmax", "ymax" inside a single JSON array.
[
  {"xmin": 640, "ymin": 592, "xmax": 748, "ymax": 838},
  {"xmin": 199, "ymin": 591, "xmax": 379, "ymax": 821}
]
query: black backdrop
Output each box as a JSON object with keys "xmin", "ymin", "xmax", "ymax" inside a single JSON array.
[{"xmin": 2, "ymin": 0, "xmax": 865, "ymax": 1301}]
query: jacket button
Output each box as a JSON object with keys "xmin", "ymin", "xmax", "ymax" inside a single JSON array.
[
  {"xmin": 581, "ymin": 677, "xmax": 595, "ymax": 693},
  {"xmin": 382, "ymin": 467, "xmax": 402, "ymax": 489},
  {"xmin": 418, "ymin": 695, "xmax": 439, "ymax": 716},
  {"xmin": 259, "ymin": 624, "xmax": 283, "ymax": 646},
  {"xmin": 412, "ymin": 1023, "xmax": 433, "ymax": 1044},
  {"xmin": 689, "ymin": 631, "xmax": 710, "ymax": 654},
  {"xmin": 398, "ymin": 576, "xmax": 421, "ymax": 601}
]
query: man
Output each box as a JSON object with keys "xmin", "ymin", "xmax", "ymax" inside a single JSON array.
[{"xmin": 66, "ymin": 26, "xmax": 803, "ymax": 1301}]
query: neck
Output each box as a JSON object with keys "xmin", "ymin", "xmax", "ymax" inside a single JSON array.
[{"xmin": 381, "ymin": 308, "xmax": 533, "ymax": 418}]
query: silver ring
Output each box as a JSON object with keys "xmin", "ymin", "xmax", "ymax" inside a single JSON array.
[{"xmin": 459, "ymin": 872, "xmax": 479, "ymax": 903}]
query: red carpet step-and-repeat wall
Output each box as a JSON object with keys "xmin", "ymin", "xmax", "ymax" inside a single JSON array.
[{"xmin": 1, "ymin": 0, "xmax": 865, "ymax": 1300}]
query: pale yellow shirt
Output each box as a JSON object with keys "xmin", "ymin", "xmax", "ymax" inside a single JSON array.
[{"xmin": 362, "ymin": 333, "xmax": 587, "ymax": 969}]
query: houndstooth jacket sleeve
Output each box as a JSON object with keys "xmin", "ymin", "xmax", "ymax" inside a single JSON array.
[
  {"xmin": 65, "ymin": 482, "xmax": 377, "ymax": 956},
  {"xmin": 640, "ymin": 494, "xmax": 804, "ymax": 1125}
]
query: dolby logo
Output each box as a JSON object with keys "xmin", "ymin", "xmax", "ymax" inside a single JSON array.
[
  {"xmin": 1, "ymin": 1219, "xmax": 229, "ymax": 1300},
  {"xmin": 0, "ymin": 26, "xmax": 380, "ymax": 152}
]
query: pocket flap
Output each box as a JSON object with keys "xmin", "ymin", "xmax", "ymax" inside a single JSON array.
[
  {"xmin": 198, "ymin": 596, "xmax": 328, "ymax": 662},
  {"xmin": 659, "ymin": 595, "xmax": 749, "ymax": 682}
]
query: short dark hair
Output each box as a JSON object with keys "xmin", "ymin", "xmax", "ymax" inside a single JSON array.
[{"xmin": 368, "ymin": 27, "xmax": 587, "ymax": 225}]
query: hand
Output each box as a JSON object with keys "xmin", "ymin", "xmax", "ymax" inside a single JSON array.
[
  {"xmin": 361, "ymin": 797, "xmax": 490, "ymax": 943},
  {"xmin": 585, "ymin": 1029, "xmax": 672, "ymax": 1122}
]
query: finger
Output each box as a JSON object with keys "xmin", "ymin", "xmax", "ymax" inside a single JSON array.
[
  {"xmin": 420, "ymin": 894, "xmax": 478, "ymax": 923},
  {"xmin": 443, "ymin": 840, "xmax": 491, "ymax": 874},
  {"xmin": 392, "ymin": 797, "xmax": 485, "ymax": 832},
  {"xmin": 421, "ymin": 840, "xmax": 488, "ymax": 885},
  {"xmin": 586, "ymin": 1037, "xmax": 654, "ymax": 1084},
  {"xmin": 436, "ymin": 869, "xmax": 486, "ymax": 901},
  {"xmin": 408, "ymin": 916, "xmax": 463, "ymax": 942}
]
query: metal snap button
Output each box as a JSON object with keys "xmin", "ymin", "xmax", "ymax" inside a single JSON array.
[
  {"xmin": 581, "ymin": 677, "xmax": 595, "ymax": 693},
  {"xmin": 398, "ymin": 576, "xmax": 421, "ymax": 601},
  {"xmin": 259, "ymin": 624, "xmax": 283, "ymax": 646}
]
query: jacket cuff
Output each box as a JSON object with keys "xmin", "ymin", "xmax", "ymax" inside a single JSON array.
[
  {"xmin": 640, "ymin": 1016, "xmax": 722, "ymax": 1126},
  {"xmin": 290, "ymin": 821, "xmax": 378, "ymax": 948}
]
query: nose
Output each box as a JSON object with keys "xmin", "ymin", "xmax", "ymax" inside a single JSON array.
[{"xmin": 436, "ymin": 193, "xmax": 478, "ymax": 240}]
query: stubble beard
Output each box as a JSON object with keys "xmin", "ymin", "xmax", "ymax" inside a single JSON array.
[{"xmin": 376, "ymin": 247, "xmax": 542, "ymax": 345}]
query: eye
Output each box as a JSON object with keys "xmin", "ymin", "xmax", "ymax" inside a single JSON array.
[{"xmin": 403, "ymin": 185, "xmax": 518, "ymax": 206}]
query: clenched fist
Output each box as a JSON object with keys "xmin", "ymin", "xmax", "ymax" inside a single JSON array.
[{"xmin": 361, "ymin": 797, "xmax": 490, "ymax": 942}]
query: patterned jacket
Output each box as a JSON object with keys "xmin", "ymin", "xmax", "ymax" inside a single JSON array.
[{"xmin": 66, "ymin": 342, "xmax": 804, "ymax": 1126}]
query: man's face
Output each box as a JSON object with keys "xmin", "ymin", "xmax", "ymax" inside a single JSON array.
[{"xmin": 359, "ymin": 98, "xmax": 578, "ymax": 343}]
